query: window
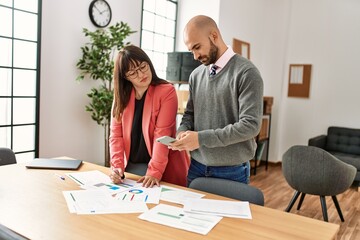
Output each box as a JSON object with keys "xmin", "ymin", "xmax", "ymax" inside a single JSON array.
[
  {"xmin": 141, "ymin": 0, "xmax": 177, "ymax": 79},
  {"xmin": 0, "ymin": 0, "xmax": 41, "ymax": 163}
]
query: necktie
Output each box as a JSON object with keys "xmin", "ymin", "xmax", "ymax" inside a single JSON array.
[{"xmin": 210, "ymin": 65, "xmax": 218, "ymax": 76}]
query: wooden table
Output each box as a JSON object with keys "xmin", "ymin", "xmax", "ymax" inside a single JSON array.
[{"xmin": 0, "ymin": 162, "xmax": 339, "ymax": 240}]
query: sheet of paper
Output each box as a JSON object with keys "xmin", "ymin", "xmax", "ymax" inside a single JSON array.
[
  {"xmin": 116, "ymin": 185, "xmax": 161, "ymax": 204},
  {"xmin": 138, "ymin": 204, "xmax": 222, "ymax": 235},
  {"xmin": 80, "ymin": 178, "xmax": 141, "ymax": 195},
  {"xmin": 160, "ymin": 185, "xmax": 204, "ymax": 204},
  {"xmin": 66, "ymin": 170, "xmax": 110, "ymax": 186},
  {"xmin": 62, "ymin": 191, "xmax": 77, "ymax": 213},
  {"xmin": 63, "ymin": 189, "xmax": 148, "ymax": 214},
  {"xmin": 183, "ymin": 198, "xmax": 252, "ymax": 219}
]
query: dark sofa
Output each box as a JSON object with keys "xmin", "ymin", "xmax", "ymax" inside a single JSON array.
[{"xmin": 308, "ymin": 126, "xmax": 360, "ymax": 187}]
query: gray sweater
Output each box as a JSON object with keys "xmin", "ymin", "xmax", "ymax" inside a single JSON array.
[{"xmin": 178, "ymin": 54, "xmax": 264, "ymax": 166}]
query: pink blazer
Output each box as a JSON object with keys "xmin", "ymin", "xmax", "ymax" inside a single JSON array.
[{"xmin": 109, "ymin": 83, "xmax": 189, "ymax": 186}]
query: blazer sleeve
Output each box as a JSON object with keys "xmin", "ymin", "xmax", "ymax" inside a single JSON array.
[
  {"xmin": 109, "ymin": 109, "xmax": 125, "ymax": 172},
  {"xmin": 146, "ymin": 85, "xmax": 178, "ymax": 180}
]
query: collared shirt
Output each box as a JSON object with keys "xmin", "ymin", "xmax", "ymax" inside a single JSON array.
[{"xmin": 209, "ymin": 45, "xmax": 236, "ymax": 75}]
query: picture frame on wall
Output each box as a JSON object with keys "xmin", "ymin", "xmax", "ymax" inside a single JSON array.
[
  {"xmin": 233, "ymin": 38, "xmax": 250, "ymax": 59},
  {"xmin": 288, "ymin": 64, "xmax": 312, "ymax": 98}
]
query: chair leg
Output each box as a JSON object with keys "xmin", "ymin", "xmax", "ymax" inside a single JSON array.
[
  {"xmin": 297, "ymin": 193, "xmax": 306, "ymax": 210},
  {"xmin": 320, "ymin": 196, "xmax": 328, "ymax": 222},
  {"xmin": 332, "ymin": 195, "xmax": 345, "ymax": 222},
  {"xmin": 285, "ymin": 191, "xmax": 301, "ymax": 212},
  {"xmin": 253, "ymin": 159, "xmax": 257, "ymax": 175}
]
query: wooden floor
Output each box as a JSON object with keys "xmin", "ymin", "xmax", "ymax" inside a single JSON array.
[{"xmin": 250, "ymin": 163, "xmax": 360, "ymax": 240}]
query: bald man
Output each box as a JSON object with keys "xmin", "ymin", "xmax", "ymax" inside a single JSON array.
[{"xmin": 169, "ymin": 15, "xmax": 264, "ymax": 186}]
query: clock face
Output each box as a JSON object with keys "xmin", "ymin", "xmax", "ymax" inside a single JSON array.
[{"xmin": 89, "ymin": 0, "xmax": 112, "ymax": 28}]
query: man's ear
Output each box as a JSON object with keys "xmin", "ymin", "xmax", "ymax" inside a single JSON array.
[{"xmin": 209, "ymin": 30, "xmax": 218, "ymax": 43}]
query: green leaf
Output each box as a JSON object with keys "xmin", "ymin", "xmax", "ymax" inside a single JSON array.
[{"xmin": 76, "ymin": 22, "xmax": 136, "ymax": 126}]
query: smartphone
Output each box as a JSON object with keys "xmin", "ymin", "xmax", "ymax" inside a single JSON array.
[{"xmin": 156, "ymin": 136, "xmax": 176, "ymax": 146}]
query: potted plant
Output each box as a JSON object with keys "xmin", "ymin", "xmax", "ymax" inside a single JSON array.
[{"xmin": 76, "ymin": 22, "xmax": 135, "ymax": 167}]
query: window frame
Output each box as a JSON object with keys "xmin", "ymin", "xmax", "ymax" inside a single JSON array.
[
  {"xmin": 0, "ymin": 0, "xmax": 41, "ymax": 162},
  {"xmin": 140, "ymin": 0, "xmax": 178, "ymax": 79}
]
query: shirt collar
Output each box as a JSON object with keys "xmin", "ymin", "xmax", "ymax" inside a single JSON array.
[{"xmin": 209, "ymin": 45, "xmax": 236, "ymax": 73}]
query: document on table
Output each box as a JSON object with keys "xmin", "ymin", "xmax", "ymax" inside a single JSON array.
[
  {"xmin": 63, "ymin": 189, "xmax": 148, "ymax": 214},
  {"xmin": 66, "ymin": 170, "xmax": 111, "ymax": 186},
  {"xmin": 160, "ymin": 185, "xmax": 204, "ymax": 204},
  {"xmin": 138, "ymin": 204, "xmax": 222, "ymax": 235},
  {"xmin": 183, "ymin": 198, "xmax": 252, "ymax": 219},
  {"xmin": 116, "ymin": 185, "xmax": 161, "ymax": 204},
  {"xmin": 66, "ymin": 170, "xmax": 142, "ymax": 194},
  {"xmin": 80, "ymin": 178, "xmax": 141, "ymax": 195}
]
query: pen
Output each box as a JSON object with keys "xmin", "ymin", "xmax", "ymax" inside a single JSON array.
[
  {"xmin": 55, "ymin": 173, "xmax": 65, "ymax": 181},
  {"xmin": 114, "ymin": 169, "xmax": 125, "ymax": 179}
]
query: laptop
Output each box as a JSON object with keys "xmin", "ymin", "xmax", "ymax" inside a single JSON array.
[{"xmin": 25, "ymin": 158, "xmax": 83, "ymax": 170}]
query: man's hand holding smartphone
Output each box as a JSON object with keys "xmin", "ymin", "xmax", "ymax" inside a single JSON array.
[{"xmin": 156, "ymin": 136, "xmax": 176, "ymax": 146}]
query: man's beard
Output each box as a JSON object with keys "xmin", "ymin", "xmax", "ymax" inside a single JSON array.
[{"xmin": 199, "ymin": 38, "xmax": 218, "ymax": 66}]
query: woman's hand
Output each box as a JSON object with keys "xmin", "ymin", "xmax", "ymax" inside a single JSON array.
[
  {"xmin": 137, "ymin": 175, "xmax": 160, "ymax": 188},
  {"xmin": 109, "ymin": 168, "xmax": 125, "ymax": 184}
]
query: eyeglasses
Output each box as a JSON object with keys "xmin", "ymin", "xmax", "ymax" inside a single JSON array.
[{"xmin": 125, "ymin": 62, "xmax": 149, "ymax": 79}]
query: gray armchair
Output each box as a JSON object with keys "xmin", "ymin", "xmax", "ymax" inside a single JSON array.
[
  {"xmin": 189, "ymin": 177, "xmax": 264, "ymax": 206},
  {"xmin": 0, "ymin": 148, "xmax": 17, "ymax": 166},
  {"xmin": 308, "ymin": 126, "xmax": 360, "ymax": 187},
  {"xmin": 282, "ymin": 145, "xmax": 356, "ymax": 222}
]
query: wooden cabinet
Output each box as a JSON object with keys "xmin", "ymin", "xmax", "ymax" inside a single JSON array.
[
  {"xmin": 252, "ymin": 96, "xmax": 273, "ymax": 175},
  {"xmin": 176, "ymin": 90, "xmax": 189, "ymax": 114}
]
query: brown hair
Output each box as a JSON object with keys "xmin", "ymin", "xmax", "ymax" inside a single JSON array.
[{"xmin": 112, "ymin": 45, "xmax": 168, "ymax": 120}]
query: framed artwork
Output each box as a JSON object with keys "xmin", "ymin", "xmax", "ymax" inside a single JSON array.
[
  {"xmin": 288, "ymin": 64, "xmax": 312, "ymax": 98},
  {"xmin": 233, "ymin": 38, "xmax": 250, "ymax": 59}
]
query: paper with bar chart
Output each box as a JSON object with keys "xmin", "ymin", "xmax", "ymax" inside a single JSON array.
[{"xmin": 138, "ymin": 204, "xmax": 222, "ymax": 235}]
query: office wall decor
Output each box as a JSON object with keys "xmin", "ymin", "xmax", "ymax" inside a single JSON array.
[
  {"xmin": 288, "ymin": 64, "xmax": 312, "ymax": 98},
  {"xmin": 233, "ymin": 38, "xmax": 250, "ymax": 59}
]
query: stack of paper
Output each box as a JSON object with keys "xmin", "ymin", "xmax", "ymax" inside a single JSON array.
[
  {"xmin": 63, "ymin": 170, "xmax": 163, "ymax": 214},
  {"xmin": 63, "ymin": 189, "xmax": 148, "ymax": 214},
  {"xmin": 61, "ymin": 170, "xmax": 253, "ymax": 236},
  {"xmin": 138, "ymin": 204, "xmax": 222, "ymax": 235},
  {"xmin": 183, "ymin": 198, "xmax": 252, "ymax": 219}
]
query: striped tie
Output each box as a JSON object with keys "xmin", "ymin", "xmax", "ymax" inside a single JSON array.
[{"xmin": 210, "ymin": 65, "xmax": 218, "ymax": 76}]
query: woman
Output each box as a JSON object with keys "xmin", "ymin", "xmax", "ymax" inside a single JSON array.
[{"xmin": 109, "ymin": 45, "xmax": 189, "ymax": 187}]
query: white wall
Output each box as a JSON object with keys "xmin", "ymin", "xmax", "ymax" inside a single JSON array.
[
  {"xmin": 40, "ymin": 0, "xmax": 360, "ymax": 165},
  {"xmin": 278, "ymin": 0, "xmax": 360, "ymax": 160},
  {"xmin": 40, "ymin": 0, "xmax": 141, "ymax": 165},
  {"xmin": 176, "ymin": 0, "xmax": 220, "ymax": 51}
]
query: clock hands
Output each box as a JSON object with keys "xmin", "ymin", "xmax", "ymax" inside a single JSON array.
[{"xmin": 93, "ymin": 5, "xmax": 101, "ymax": 14}]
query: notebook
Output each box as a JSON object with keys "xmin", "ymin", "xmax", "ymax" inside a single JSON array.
[{"xmin": 25, "ymin": 158, "xmax": 83, "ymax": 170}]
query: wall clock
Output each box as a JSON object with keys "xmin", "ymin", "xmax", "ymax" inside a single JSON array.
[{"xmin": 89, "ymin": 0, "xmax": 112, "ymax": 28}]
